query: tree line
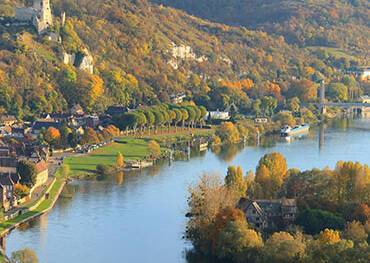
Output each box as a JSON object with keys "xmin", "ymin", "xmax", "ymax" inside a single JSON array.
[
  {"xmin": 112, "ymin": 103, "xmax": 207, "ymax": 134},
  {"xmin": 186, "ymin": 153, "xmax": 370, "ymax": 263}
]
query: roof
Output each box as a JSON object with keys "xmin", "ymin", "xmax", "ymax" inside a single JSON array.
[
  {"xmin": 32, "ymin": 120, "xmax": 61, "ymax": 130},
  {"xmin": 0, "ymin": 172, "xmax": 20, "ymax": 186},
  {"xmin": 35, "ymin": 160, "xmax": 48, "ymax": 173},
  {"xmin": 0, "ymin": 115, "xmax": 17, "ymax": 122},
  {"xmin": 238, "ymin": 198, "xmax": 297, "ymax": 216}
]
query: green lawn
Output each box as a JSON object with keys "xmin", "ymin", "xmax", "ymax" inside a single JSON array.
[{"xmin": 64, "ymin": 138, "xmax": 151, "ymax": 176}]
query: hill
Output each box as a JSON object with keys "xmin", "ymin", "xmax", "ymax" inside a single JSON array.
[
  {"xmin": 0, "ymin": 0, "xmax": 367, "ymax": 118},
  {"xmin": 153, "ymin": 0, "xmax": 369, "ymax": 62}
]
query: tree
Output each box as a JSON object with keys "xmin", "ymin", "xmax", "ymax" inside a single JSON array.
[
  {"xmin": 263, "ymin": 232, "xmax": 306, "ymax": 263},
  {"xmin": 318, "ymin": 229, "xmax": 341, "ymax": 245},
  {"xmin": 296, "ymin": 209, "xmax": 345, "ymax": 234},
  {"xmin": 216, "ymin": 220, "xmax": 263, "ymax": 261},
  {"xmin": 43, "ymin": 127, "xmax": 61, "ymax": 146},
  {"xmin": 343, "ymin": 221, "xmax": 368, "ymax": 243},
  {"xmin": 81, "ymin": 127, "xmax": 99, "ymax": 145},
  {"xmin": 173, "ymin": 108, "xmax": 182, "ymax": 130},
  {"xmin": 148, "ymin": 140, "xmax": 161, "ymax": 158},
  {"xmin": 252, "ymin": 99, "xmax": 261, "ymax": 117},
  {"xmin": 288, "ymin": 97, "xmax": 300, "ymax": 113},
  {"xmin": 17, "ymin": 160, "xmax": 37, "ymax": 186},
  {"xmin": 186, "ymin": 173, "xmax": 240, "ymax": 254},
  {"xmin": 261, "ymin": 96, "xmax": 277, "ymax": 117},
  {"xmin": 255, "ymin": 153, "xmax": 287, "ymax": 198},
  {"xmin": 60, "ymin": 164, "xmax": 70, "ymax": 178},
  {"xmin": 116, "ymin": 152, "xmax": 125, "ymax": 168},
  {"xmin": 216, "ymin": 122, "xmax": 240, "ymax": 144},
  {"xmin": 225, "ymin": 166, "xmax": 247, "ymax": 197},
  {"xmin": 288, "ymin": 79, "xmax": 317, "ymax": 102},
  {"xmin": 144, "ymin": 109, "xmax": 155, "ymax": 132},
  {"xmin": 328, "ymin": 82, "xmax": 348, "ymax": 102},
  {"xmin": 273, "ymin": 111, "xmax": 296, "ymax": 126},
  {"xmin": 10, "ymin": 248, "xmax": 38, "ymax": 263}
]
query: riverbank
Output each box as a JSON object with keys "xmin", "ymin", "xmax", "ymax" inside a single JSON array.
[
  {"xmin": 0, "ymin": 173, "xmax": 66, "ymax": 236},
  {"xmin": 64, "ymin": 129, "xmax": 214, "ymax": 178}
]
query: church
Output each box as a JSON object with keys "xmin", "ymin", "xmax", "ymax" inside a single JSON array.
[{"xmin": 15, "ymin": 0, "xmax": 53, "ymax": 34}]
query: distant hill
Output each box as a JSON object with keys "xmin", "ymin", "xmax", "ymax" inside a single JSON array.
[
  {"xmin": 153, "ymin": 0, "xmax": 369, "ymax": 60},
  {"xmin": 0, "ymin": 0, "xmax": 367, "ymax": 118}
]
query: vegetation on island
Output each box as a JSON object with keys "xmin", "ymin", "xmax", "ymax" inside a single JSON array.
[{"xmin": 186, "ymin": 153, "xmax": 370, "ymax": 263}]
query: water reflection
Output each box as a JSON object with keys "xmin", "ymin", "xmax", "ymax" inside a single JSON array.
[{"xmin": 115, "ymin": 171, "xmax": 124, "ymax": 185}]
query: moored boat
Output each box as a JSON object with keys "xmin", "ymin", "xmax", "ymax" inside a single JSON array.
[{"xmin": 280, "ymin": 124, "xmax": 310, "ymax": 137}]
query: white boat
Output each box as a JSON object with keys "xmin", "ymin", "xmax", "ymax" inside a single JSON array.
[{"xmin": 280, "ymin": 124, "xmax": 310, "ymax": 137}]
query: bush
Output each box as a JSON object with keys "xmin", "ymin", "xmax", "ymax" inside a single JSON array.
[{"xmin": 96, "ymin": 164, "xmax": 114, "ymax": 175}]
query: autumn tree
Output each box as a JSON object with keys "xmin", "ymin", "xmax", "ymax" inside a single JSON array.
[
  {"xmin": 225, "ymin": 166, "xmax": 247, "ymax": 197},
  {"xmin": 255, "ymin": 153, "xmax": 288, "ymax": 198},
  {"xmin": 318, "ymin": 229, "xmax": 341, "ymax": 245},
  {"xmin": 81, "ymin": 127, "xmax": 100, "ymax": 145},
  {"xmin": 216, "ymin": 122, "xmax": 240, "ymax": 144},
  {"xmin": 263, "ymin": 232, "xmax": 306, "ymax": 263},
  {"xmin": 43, "ymin": 127, "xmax": 61, "ymax": 146},
  {"xmin": 343, "ymin": 221, "xmax": 368, "ymax": 243},
  {"xmin": 186, "ymin": 173, "xmax": 240, "ymax": 254},
  {"xmin": 148, "ymin": 140, "xmax": 161, "ymax": 158},
  {"xmin": 288, "ymin": 79, "xmax": 317, "ymax": 102},
  {"xmin": 216, "ymin": 218, "xmax": 263, "ymax": 262},
  {"xmin": 116, "ymin": 152, "xmax": 125, "ymax": 168}
]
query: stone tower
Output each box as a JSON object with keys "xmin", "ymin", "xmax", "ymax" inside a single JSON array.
[
  {"xmin": 33, "ymin": 0, "xmax": 53, "ymax": 33},
  {"xmin": 15, "ymin": 0, "xmax": 53, "ymax": 34}
]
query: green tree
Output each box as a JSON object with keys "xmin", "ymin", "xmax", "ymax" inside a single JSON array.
[
  {"xmin": 261, "ymin": 96, "xmax": 277, "ymax": 117},
  {"xmin": 288, "ymin": 97, "xmax": 300, "ymax": 113},
  {"xmin": 17, "ymin": 160, "xmax": 37, "ymax": 186},
  {"xmin": 328, "ymin": 82, "xmax": 348, "ymax": 102},
  {"xmin": 225, "ymin": 166, "xmax": 247, "ymax": 197}
]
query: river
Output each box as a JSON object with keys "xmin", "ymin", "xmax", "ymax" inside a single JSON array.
[{"xmin": 5, "ymin": 118, "xmax": 370, "ymax": 263}]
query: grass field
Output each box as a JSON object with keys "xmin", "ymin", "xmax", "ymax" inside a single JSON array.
[{"xmin": 64, "ymin": 138, "xmax": 151, "ymax": 176}]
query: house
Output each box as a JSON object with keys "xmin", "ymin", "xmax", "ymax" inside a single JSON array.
[
  {"xmin": 170, "ymin": 93, "xmax": 186, "ymax": 104},
  {"xmin": 85, "ymin": 115, "xmax": 100, "ymax": 128},
  {"xmin": 0, "ymin": 115, "xmax": 17, "ymax": 127},
  {"xmin": 34, "ymin": 159, "xmax": 48, "ymax": 188},
  {"xmin": 254, "ymin": 117, "xmax": 269, "ymax": 123},
  {"xmin": 0, "ymin": 126, "xmax": 12, "ymax": 137},
  {"xmin": 207, "ymin": 110, "xmax": 230, "ymax": 121},
  {"xmin": 0, "ymin": 172, "xmax": 21, "ymax": 211},
  {"xmin": 238, "ymin": 198, "xmax": 297, "ymax": 231}
]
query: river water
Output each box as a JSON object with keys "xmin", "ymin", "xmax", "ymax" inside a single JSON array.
[{"xmin": 5, "ymin": 118, "xmax": 370, "ymax": 263}]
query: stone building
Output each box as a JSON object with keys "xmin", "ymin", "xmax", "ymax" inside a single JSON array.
[
  {"xmin": 238, "ymin": 198, "xmax": 297, "ymax": 232},
  {"xmin": 15, "ymin": 0, "xmax": 53, "ymax": 34}
]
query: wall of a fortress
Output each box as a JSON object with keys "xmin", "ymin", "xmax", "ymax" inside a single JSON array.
[{"xmin": 15, "ymin": 7, "xmax": 36, "ymax": 22}]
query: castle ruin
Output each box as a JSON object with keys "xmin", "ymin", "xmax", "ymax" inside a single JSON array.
[{"xmin": 15, "ymin": 0, "xmax": 53, "ymax": 34}]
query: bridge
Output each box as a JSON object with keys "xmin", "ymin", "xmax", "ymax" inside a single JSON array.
[{"xmin": 318, "ymin": 81, "xmax": 370, "ymax": 115}]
